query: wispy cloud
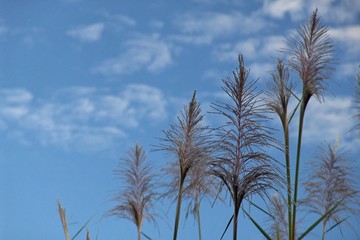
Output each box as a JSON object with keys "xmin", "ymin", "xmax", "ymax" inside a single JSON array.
[
  {"xmin": 94, "ymin": 34, "xmax": 173, "ymax": 75},
  {"xmin": 0, "ymin": 89, "xmax": 33, "ymax": 120},
  {"xmin": 214, "ymin": 35, "xmax": 286, "ymax": 62},
  {"xmin": 103, "ymin": 13, "xmax": 136, "ymax": 27},
  {"xmin": 291, "ymin": 96, "xmax": 359, "ymax": 150},
  {"xmin": 308, "ymin": 0, "xmax": 360, "ymax": 23},
  {"xmin": 329, "ymin": 26, "xmax": 360, "ymax": 59},
  {"xmin": 67, "ymin": 23, "xmax": 105, "ymax": 42},
  {"xmin": 337, "ymin": 63, "xmax": 360, "ymax": 78},
  {"xmin": 98, "ymin": 10, "xmax": 136, "ymax": 30},
  {"xmin": 172, "ymin": 11, "xmax": 269, "ymax": 44},
  {"xmin": 0, "ymin": 89, "xmax": 33, "ymax": 103},
  {"xmin": 261, "ymin": 0, "xmax": 360, "ymax": 23},
  {"xmin": 262, "ymin": 0, "xmax": 303, "ymax": 20},
  {"xmin": 0, "ymin": 85, "xmax": 167, "ymax": 151}
]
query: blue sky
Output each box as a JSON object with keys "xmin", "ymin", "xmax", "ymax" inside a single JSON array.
[{"xmin": 0, "ymin": 0, "xmax": 359, "ymax": 239}]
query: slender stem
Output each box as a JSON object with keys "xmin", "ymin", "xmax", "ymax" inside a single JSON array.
[
  {"xmin": 233, "ymin": 205, "xmax": 238, "ymax": 240},
  {"xmin": 291, "ymin": 100, "xmax": 306, "ymax": 240},
  {"xmin": 321, "ymin": 220, "xmax": 326, "ymax": 240},
  {"xmin": 276, "ymin": 219, "xmax": 281, "ymax": 240},
  {"xmin": 197, "ymin": 202, "xmax": 202, "ymax": 240},
  {"xmin": 173, "ymin": 178, "xmax": 185, "ymax": 240},
  {"xmin": 283, "ymin": 123, "xmax": 292, "ymax": 240},
  {"xmin": 138, "ymin": 227, "xmax": 141, "ymax": 240}
]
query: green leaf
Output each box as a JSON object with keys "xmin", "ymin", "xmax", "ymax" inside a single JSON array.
[
  {"xmin": 71, "ymin": 216, "xmax": 93, "ymax": 240},
  {"xmin": 220, "ymin": 215, "xmax": 233, "ymax": 240},
  {"xmin": 141, "ymin": 232, "xmax": 153, "ymax": 240},
  {"xmin": 288, "ymin": 95, "xmax": 302, "ymax": 124},
  {"xmin": 245, "ymin": 199, "xmax": 274, "ymax": 219},
  {"xmin": 297, "ymin": 199, "xmax": 343, "ymax": 240},
  {"xmin": 243, "ymin": 208, "xmax": 272, "ymax": 240},
  {"xmin": 325, "ymin": 217, "xmax": 348, "ymax": 234}
]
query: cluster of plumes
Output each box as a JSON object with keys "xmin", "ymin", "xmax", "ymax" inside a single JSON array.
[
  {"xmin": 211, "ymin": 55, "xmax": 282, "ymax": 205},
  {"xmin": 158, "ymin": 91, "xmax": 215, "ymax": 239},
  {"xmin": 158, "ymin": 56, "xmax": 285, "ymax": 240},
  {"xmin": 104, "ymin": 9, "xmax": 360, "ymax": 240},
  {"xmin": 159, "ymin": 91, "xmax": 214, "ymax": 202},
  {"xmin": 302, "ymin": 141, "xmax": 360, "ymax": 238},
  {"xmin": 286, "ymin": 9, "xmax": 334, "ymax": 107},
  {"xmin": 268, "ymin": 195, "xmax": 289, "ymax": 240},
  {"xmin": 266, "ymin": 59, "xmax": 295, "ymax": 239},
  {"xmin": 266, "ymin": 59, "xmax": 295, "ymax": 128},
  {"xmin": 107, "ymin": 144, "xmax": 157, "ymax": 240},
  {"xmin": 210, "ymin": 55, "xmax": 284, "ymax": 239}
]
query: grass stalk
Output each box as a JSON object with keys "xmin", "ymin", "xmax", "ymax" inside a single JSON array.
[
  {"xmin": 233, "ymin": 202, "xmax": 239, "ymax": 240},
  {"xmin": 212, "ymin": 54, "xmax": 282, "ymax": 240},
  {"xmin": 107, "ymin": 143, "xmax": 157, "ymax": 240},
  {"xmin": 159, "ymin": 91, "xmax": 213, "ymax": 240},
  {"xmin": 284, "ymin": 124, "xmax": 292, "ymax": 240},
  {"xmin": 173, "ymin": 179, "xmax": 185, "ymax": 240},
  {"xmin": 291, "ymin": 99, "xmax": 306, "ymax": 240}
]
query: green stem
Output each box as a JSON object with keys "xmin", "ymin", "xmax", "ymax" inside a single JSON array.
[
  {"xmin": 283, "ymin": 122, "xmax": 292, "ymax": 240},
  {"xmin": 233, "ymin": 206, "xmax": 238, "ymax": 240},
  {"xmin": 276, "ymin": 219, "xmax": 281, "ymax": 240},
  {"xmin": 321, "ymin": 222, "xmax": 326, "ymax": 240},
  {"xmin": 173, "ymin": 179, "xmax": 184, "ymax": 240},
  {"xmin": 291, "ymin": 100, "xmax": 306, "ymax": 240}
]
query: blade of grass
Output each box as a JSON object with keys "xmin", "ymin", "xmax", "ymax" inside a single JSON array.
[
  {"xmin": 243, "ymin": 208, "xmax": 272, "ymax": 240},
  {"xmin": 245, "ymin": 199, "xmax": 274, "ymax": 219},
  {"xmin": 288, "ymin": 96, "xmax": 302, "ymax": 124},
  {"xmin": 297, "ymin": 199, "xmax": 343, "ymax": 240},
  {"xmin": 141, "ymin": 232, "xmax": 153, "ymax": 240},
  {"xmin": 324, "ymin": 217, "xmax": 348, "ymax": 234},
  {"xmin": 220, "ymin": 215, "xmax": 233, "ymax": 240},
  {"xmin": 71, "ymin": 216, "xmax": 93, "ymax": 240}
]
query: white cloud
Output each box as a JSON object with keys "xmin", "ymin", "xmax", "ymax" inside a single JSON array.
[
  {"xmin": 108, "ymin": 14, "xmax": 136, "ymax": 27},
  {"xmin": 292, "ymin": 96, "xmax": 359, "ymax": 149},
  {"xmin": 98, "ymin": 10, "xmax": 136, "ymax": 28},
  {"xmin": 262, "ymin": 0, "xmax": 360, "ymax": 23},
  {"xmin": 337, "ymin": 63, "xmax": 360, "ymax": 78},
  {"xmin": 262, "ymin": 0, "xmax": 303, "ymax": 20},
  {"xmin": 0, "ymin": 89, "xmax": 32, "ymax": 120},
  {"xmin": 173, "ymin": 11, "xmax": 268, "ymax": 44},
  {"xmin": 249, "ymin": 63, "xmax": 274, "ymax": 79},
  {"xmin": 0, "ymin": 89, "xmax": 33, "ymax": 103},
  {"xmin": 94, "ymin": 34, "xmax": 173, "ymax": 75},
  {"xmin": 309, "ymin": 0, "xmax": 360, "ymax": 23},
  {"xmin": 214, "ymin": 35, "xmax": 286, "ymax": 62},
  {"xmin": 215, "ymin": 40, "xmax": 259, "ymax": 62},
  {"xmin": 0, "ymin": 85, "xmax": 167, "ymax": 151},
  {"xmin": 329, "ymin": 26, "xmax": 360, "ymax": 58},
  {"xmin": 67, "ymin": 23, "xmax": 105, "ymax": 42}
]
